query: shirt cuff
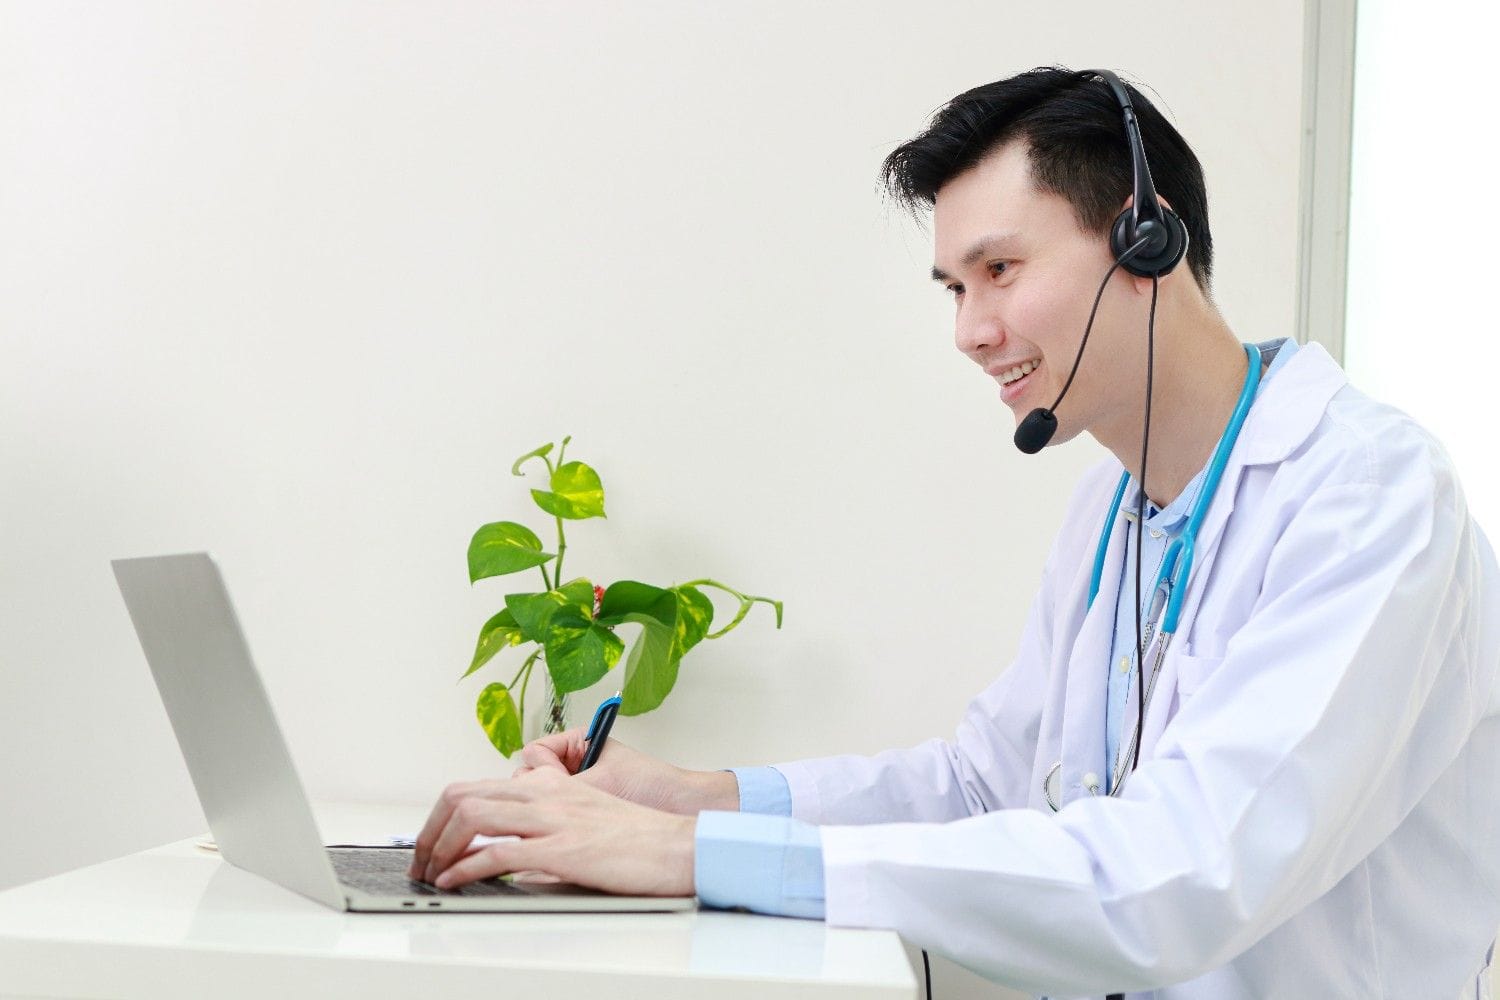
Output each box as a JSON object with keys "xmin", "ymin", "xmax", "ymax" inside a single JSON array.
[
  {"xmin": 694, "ymin": 810, "xmax": 826, "ymax": 920},
  {"xmin": 723, "ymin": 766, "xmax": 793, "ymax": 816}
]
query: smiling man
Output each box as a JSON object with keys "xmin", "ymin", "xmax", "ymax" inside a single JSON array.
[{"xmin": 411, "ymin": 67, "xmax": 1500, "ymax": 998}]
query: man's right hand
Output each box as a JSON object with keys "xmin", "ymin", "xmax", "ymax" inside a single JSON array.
[{"xmin": 512, "ymin": 728, "xmax": 739, "ymax": 815}]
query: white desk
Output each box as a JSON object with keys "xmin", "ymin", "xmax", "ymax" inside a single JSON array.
[{"xmin": 0, "ymin": 803, "xmax": 917, "ymax": 999}]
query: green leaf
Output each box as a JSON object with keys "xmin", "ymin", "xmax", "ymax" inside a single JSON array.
[
  {"xmin": 619, "ymin": 611, "xmax": 681, "ymax": 715},
  {"xmin": 596, "ymin": 580, "xmax": 672, "ymax": 626},
  {"xmin": 511, "ymin": 441, "xmax": 554, "ymax": 477},
  {"xmin": 670, "ymin": 584, "xmax": 714, "ymax": 659},
  {"xmin": 463, "ymin": 608, "xmax": 524, "ymax": 679},
  {"xmin": 468, "ymin": 521, "xmax": 554, "ymax": 583},
  {"xmin": 476, "ymin": 682, "xmax": 523, "ymax": 757},
  {"xmin": 505, "ymin": 578, "xmax": 595, "ymax": 644},
  {"xmin": 505, "ymin": 591, "xmax": 565, "ymax": 644},
  {"xmin": 530, "ymin": 461, "xmax": 606, "ymax": 520},
  {"xmin": 593, "ymin": 580, "xmax": 683, "ymax": 715},
  {"xmin": 555, "ymin": 577, "xmax": 596, "ymax": 618},
  {"xmin": 544, "ymin": 608, "xmax": 625, "ymax": 693}
]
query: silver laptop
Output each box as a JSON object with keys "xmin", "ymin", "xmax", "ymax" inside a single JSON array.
[{"xmin": 112, "ymin": 551, "xmax": 697, "ymax": 914}]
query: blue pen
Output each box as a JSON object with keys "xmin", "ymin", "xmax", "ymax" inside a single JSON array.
[{"xmin": 578, "ymin": 690, "xmax": 621, "ymax": 771}]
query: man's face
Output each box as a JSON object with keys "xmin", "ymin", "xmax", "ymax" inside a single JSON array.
[{"xmin": 931, "ymin": 140, "xmax": 1140, "ymax": 446}]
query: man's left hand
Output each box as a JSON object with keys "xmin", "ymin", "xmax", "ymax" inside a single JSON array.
[{"xmin": 411, "ymin": 767, "xmax": 697, "ymax": 896}]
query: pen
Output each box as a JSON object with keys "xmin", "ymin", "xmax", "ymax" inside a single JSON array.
[{"xmin": 578, "ymin": 690, "xmax": 621, "ymax": 771}]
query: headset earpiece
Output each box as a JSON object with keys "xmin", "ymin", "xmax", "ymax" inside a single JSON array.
[{"xmin": 1110, "ymin": 206, "xmax": 1188, "ymax": 278}]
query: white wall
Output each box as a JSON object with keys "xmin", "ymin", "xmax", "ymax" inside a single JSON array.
[
  {"xmin": 0, "ymin": 2, "xmax": 1306, "ymax": 996},
  {"xmin": 1341, "ymin": 6, "xmax": 1500, "ymax": 993},
  {"xmin": 1343, "ymin": 0, "xmax": 1499, "ymax": 530}
]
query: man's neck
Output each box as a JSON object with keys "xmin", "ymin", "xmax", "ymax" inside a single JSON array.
[{"xmin": 1092, "ymin": 303, "xmax": 1252, "ymax": 510}]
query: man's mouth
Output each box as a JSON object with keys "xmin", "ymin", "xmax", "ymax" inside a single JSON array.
[
  {"xmin": 994, "ymin": 359, "xmax": 1040, "ymax": 386},
  {"xmin": 990, "ymin": 358, "xmax": 1041, "ymax": 401}
]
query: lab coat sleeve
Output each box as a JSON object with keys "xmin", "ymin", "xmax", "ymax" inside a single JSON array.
[{"xmin": 818, "ymin": 455, "xmax": 1491, "ymax": 995}]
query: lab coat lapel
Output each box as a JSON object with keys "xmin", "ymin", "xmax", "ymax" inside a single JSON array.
[
  {"xmin": 1136, "ymin": 454, "xmax": 1245, "ymax": 760},
  {"xmin": 1055, "ymin": 499, "xmax": 1128, "ymax": 808},
  {"xmin": 1133, "ymin": 343, "xmax": 1346, "ymax": 759}
]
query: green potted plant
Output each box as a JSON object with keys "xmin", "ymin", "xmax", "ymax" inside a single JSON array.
[{"xmin": 461, "ymin": 436, "xmax": 782, "ymax": 756}]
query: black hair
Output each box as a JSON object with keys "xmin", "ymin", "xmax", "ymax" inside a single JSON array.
[{"xmin": 880, "ymin": 66, "xmax": 1213, "ymax": 292}]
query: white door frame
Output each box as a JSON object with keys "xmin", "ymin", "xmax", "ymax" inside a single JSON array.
[{"xmin": 1296, "ymin": 0, "xmax": 1359, "ymax": 362}]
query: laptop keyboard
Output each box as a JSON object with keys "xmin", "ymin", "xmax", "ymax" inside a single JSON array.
[{"xmin": 328, "ymin": 847, "xmax": 527, "ymax": 897}]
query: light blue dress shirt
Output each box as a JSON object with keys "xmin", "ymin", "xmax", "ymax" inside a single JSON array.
[{"xmin": 694, "ymin": 338, "xmax": 1302, "ymax": 917}]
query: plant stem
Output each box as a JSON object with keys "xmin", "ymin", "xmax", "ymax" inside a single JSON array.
[
  {"xmin": 537, "ymin": 445, "xmax": 567, "ymax": 589},
  {"xmin": 533, "ymin": 450, "xmax": 559, "ymax": 590},
  {"xmin": 679, "ymin": 578, "xmax": 784, "ymax": 638},
  {"xmin": 510, "ymin": 647, "xmax": 541, "ymax": 691},
  {"xmin": 517, "ymin": 651, "xmax": 539, "ymax": 723}
]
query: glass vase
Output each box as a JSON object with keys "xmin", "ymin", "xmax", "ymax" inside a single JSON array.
[{"xmin": 522, "ymin": 665, "xmax": 570, "ymax": 746}]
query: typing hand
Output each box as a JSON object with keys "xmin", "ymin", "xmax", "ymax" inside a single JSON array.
[{"xmin": 407, "ymin": 767, "xmax": 696, "ymax": 896}]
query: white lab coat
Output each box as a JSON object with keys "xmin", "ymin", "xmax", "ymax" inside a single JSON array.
[{"xmin": 774, "ymin": 342, "xmax": 1500, "ymax": 999}]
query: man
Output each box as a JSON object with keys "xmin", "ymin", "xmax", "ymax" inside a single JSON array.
[{"xmin": 408, "ymin": 67, "xmax": 1500, "ymax": 998}]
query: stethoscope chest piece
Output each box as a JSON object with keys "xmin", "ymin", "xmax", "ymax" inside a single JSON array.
[{"xmin": 1043, "ymin": 761, "xmax": 1063, "ymax": 811}]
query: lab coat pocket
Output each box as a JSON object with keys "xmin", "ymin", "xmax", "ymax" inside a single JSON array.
[
  {"xmin": 1142, "ymin": 650, "xmax": 1226, "ymax": 760},
  {"xmin": 1173, "ymin": 651, "xmax": 1226, "ymax": 700}
]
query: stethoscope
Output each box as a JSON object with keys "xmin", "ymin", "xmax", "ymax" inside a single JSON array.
[{"xmin": 1042, "ymin": 341, "xmax": 1261, "ymax": 811}]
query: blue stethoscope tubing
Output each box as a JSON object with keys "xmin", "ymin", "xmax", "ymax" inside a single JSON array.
[
  {"xmin": 1089, "ymin": 341, "xmax": 1261, "ymax": 627},
  {"xmin": 1056, "ymin": 342, "xmax": 1261, "ymax": 804}
]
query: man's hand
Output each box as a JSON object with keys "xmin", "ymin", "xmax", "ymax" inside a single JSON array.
[
  {"xmin": 512, "ymin": 727, "xmax": 735, "ymax": 814},
  {"xmin": 407, "ymin": 767, "xmax": 697, "ymax": 896}
]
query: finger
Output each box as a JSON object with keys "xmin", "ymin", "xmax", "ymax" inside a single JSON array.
[
  {"xmin": 520, "ymin": 744, "xmax": 568, "ymax": 774},
  {"xmin": 408, "ymin": 787, "xmax": 462, "ymax": 879},
  {"xmin": 522, "ymin": 731, "xmax": 579, "ymax": 773},
  {"xmin": 424, "ymin": 797, "xmax": 547, "ymax": 884},
  {"xmin": 408, "ymin": 779, "xmax": 506, "ymax": 878},
  {"xmin": 434, "ymin": 838, "xmax": 545, "ymax": 890}
]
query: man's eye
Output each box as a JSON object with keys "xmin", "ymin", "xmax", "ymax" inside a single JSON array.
[{"xmin": 945, "ymin": 262, "xmax": 1012, "ymax": 297}]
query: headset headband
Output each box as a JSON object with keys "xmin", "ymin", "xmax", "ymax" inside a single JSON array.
[{"xmin": 1082, "ymin": 69, "xmax": 1187, "ymax": 279}]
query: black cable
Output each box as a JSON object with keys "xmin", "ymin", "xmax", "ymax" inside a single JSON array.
[
  {"xmin": 1046, "ymin": 235, "xmax": 1152, "ymax": 414},
  {"xmin": 922, "ymin": 948, "xmax": 932, "ymax": 999},
  {"xmin": 1133, "ymin": 272, "xmax": 1160, "ymax": 775},
  {"xmin": 1107, "ymin": 268, "xmax": 1160, "ymax": 1000}
]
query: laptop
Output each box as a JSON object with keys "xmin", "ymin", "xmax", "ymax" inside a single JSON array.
[{"xmin": 111, "ymin": 551, "xmax": 697, "ymax": 914}]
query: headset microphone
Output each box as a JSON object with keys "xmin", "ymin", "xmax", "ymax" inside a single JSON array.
[{"xmin": 1012, "ymin": 408, "xmax": 1057, "ymax": 455}]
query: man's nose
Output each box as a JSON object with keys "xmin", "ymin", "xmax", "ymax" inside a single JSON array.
[{"xmin": 954, "ymin": 304, "xmax": 1006, "ymax": 360}]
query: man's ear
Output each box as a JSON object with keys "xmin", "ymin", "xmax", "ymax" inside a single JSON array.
[{"xmin": 1115, "ymin": 194, "xmax": 1182, "ymax": 294}]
